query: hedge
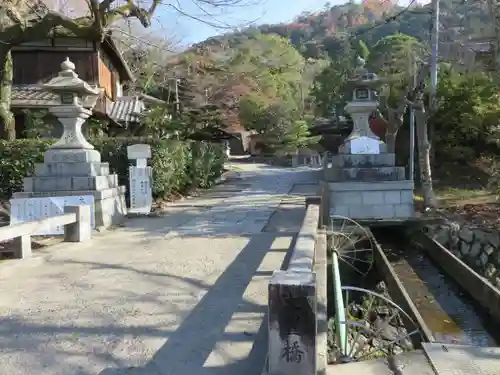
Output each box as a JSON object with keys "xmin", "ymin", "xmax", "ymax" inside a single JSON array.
[{"xmin": 0, "ymin": 138, "xmax": 225, "ymax": 200}]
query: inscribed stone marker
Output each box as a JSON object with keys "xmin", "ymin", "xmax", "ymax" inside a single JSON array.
[
  {"xmin": 268, "ymin": 270, "xmax": 316, "ymax": 375},
  {"xmin": 127, "ymin": 144, "xmax": 153, "ymax": 214},
  {"xmin": 350, "ymin": 136, "xmax": 380, "ymax": 155}
]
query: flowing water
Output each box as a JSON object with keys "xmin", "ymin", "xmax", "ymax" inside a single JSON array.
[{"xmin": 373, "ymin": 227, "xmax": 498, "ymax": 347}]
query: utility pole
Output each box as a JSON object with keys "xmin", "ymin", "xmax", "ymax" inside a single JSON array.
[
  {"xmin": 487, "ymin": 0, "xmax": 500, "ymax": 78},
  {"xmin": 204, "ymin": 88, "xmax": 209, "ymax": 127},
  {"xmin": 429, "ymin": 0, "xmax": 440, "ymax": 112},
  {"xmin": 409, "ymin": 54, "xmax": 417, "ymax": 183},
  {"xmin": 427, "ymin": 0, "xmax": 440, "ymax": 161},
  {"xmin": 174, "ymin": 79, "xmax": 180, "ymax": 114}
]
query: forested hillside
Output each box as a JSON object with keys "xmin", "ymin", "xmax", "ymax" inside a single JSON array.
[
  {"xmin": 194, "ymin": 0, "xmax": 488, "ymax": 59},
  {"xmin": 128, "ymin": 0, "xmax": 498, "ymax": 161}
]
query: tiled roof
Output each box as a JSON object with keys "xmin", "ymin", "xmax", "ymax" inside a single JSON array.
[
  {"xmin": 11, "ymin": 85, "xmax": 60, "ymax": 107},
  {"xmin": 11, "ymin": 85, "xmax": 163, "ymax": 124},
  {"xmin": 465, "ymin": 41, "xmax": 492, "ymax": 53},
  {"xmin": 107, "ymin": 96, "xmax": 145, "ymax": 123}
]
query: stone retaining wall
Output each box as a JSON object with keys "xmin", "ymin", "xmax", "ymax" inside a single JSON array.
[{"xmin": 426, "ymin": 223, "xmax": 500, "ymax": 289}]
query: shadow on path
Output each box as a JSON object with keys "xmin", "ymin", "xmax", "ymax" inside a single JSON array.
[{"xmin": 95, "ymin": 232, "xmax": 295, "ymax": 375}]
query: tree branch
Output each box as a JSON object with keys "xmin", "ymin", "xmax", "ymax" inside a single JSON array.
[
  {"xmin": 104, "ymin": 0, "xmax": 161, "ymax": 28},
  {"xmin": 10, "ymin": 12, "xmax": 95, "ymax": 44},
  {"xmin": 99, "ymin": 0, "xmax": 117, "ymax": 15}
]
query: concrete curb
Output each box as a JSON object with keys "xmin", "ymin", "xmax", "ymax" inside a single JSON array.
[
  {"xmin": 418, "ymin": 232, "xmax": 500, "ymax": 326},
  {"xmin": 315, "ymin": 229, "xmax": 328, "ymax": 375},
  {"xmin": 215, "ymin": 170, "xmax": 242, "ymax": 185}
]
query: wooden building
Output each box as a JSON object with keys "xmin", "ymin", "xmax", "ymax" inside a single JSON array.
[{"xmin": 8, "ymin": 33, "xmax": 164, "ymax": 138}]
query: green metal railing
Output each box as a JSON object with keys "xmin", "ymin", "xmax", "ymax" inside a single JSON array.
[{"xmin": 331, "ymin": 247, "xmax": 350, "ymax": 357}]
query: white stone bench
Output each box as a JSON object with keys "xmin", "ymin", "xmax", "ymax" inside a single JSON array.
[{"xmin": 0, "ymin": 205, "xmax": 92, "ymax": 259}]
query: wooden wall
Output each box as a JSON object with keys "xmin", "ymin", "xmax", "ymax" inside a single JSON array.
[
  {"xmin": 98, "ymin": 51, "xmax": 119, "ymax": 100},
  {"xmin": 12, "ymin": 37, "xmax": 124, "ymax": 102},
  {"xmin": 13, "ymin": 50, "xmax": 98, "ymax": 85}
]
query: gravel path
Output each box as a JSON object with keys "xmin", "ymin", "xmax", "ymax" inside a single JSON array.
[{"xmin": 0, "ymin": 163, "xmax": 319, "ymax": 375}]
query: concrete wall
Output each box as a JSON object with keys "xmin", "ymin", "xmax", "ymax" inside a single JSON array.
[{"xmin": 417, "ymin": 225, "xmax": 500, "ymax": 325}]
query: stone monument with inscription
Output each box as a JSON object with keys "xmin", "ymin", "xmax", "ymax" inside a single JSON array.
[
  {"xmin": 12, "ymin": 58, "xmax": 127, "ymax": 230},
  {"xmin": 268, "ymin": 271, "xmax": 316, "ymax": 375},
  {"xmin": 127, "ymin": 144, "xmax": 153, "ymax": 215},
  {"xmin": 319, "ymin": 57, "xmax": 415, "ymax": 221}
]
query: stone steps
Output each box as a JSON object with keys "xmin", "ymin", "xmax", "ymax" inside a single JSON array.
[
  {"xmin": 326, "ymin": 166, "xmax": 406, "ymax": 182},
  {"xmin": 23, "ymin": 175, "xmax": 119, "ymax": 192}
]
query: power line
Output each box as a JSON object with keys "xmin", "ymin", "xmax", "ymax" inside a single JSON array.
[{"xmin": 349, "ymin": 0, "xmax": 421, "ymax": 40}]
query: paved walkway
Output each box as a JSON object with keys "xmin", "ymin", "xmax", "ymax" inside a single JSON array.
[{"xmin": 0, "ymin": 163, "xmax": 319, "ymax": 375}]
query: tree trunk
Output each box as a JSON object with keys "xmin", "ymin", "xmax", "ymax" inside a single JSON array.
[
  {"xmin": 0, "ymin": 46, "xmax": 15, "ymax": 140},
  {"xmin": 385, "ymin": 131, "xmax": 397, "ymax": 152},
  {"xmin": 415, "ymin": 107, "xmax": 437, "ymax": 208}
]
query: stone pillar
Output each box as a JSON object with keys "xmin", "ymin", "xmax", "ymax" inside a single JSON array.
[
  {"xmin": 13, "ymin": 58, "xmax": 127, "ymax": 230},
  {"xmin": 268, "ymin": 270, "xmax": 317, "ymax": 375},
  {"xmin": 127, "ymin": 144, "xmax": 153, "ymax": 215}
]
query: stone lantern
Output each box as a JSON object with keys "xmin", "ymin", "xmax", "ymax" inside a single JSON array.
[
  {"xmin": 41, "ymin": 57, "xmax": 101, "ymax": 161},
  {"xmin": 339, "ymin": 57, "xmax": 387, "ymax": 155},
  {"xmin": 319, "ymin": 56, "xmax": 415, "ymax": 222},
  {"xmin": 13, "ymin": 58, "xmax": 127, "ymax": 230}
]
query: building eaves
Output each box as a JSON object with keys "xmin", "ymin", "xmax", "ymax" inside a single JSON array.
[
  {"xmin": 107, "ymin": 96, "xmax": 145, "ymax": 123},
  {"xmin": 11, "ymin": 85, "xmax": 60, "ymax": 107}
]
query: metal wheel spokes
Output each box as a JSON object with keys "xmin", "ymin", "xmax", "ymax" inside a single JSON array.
[
  {"xmin": 329, "ymin": 216, "xmax": 375, "ymax": 277},
  {"xmin": 335, "ymin": 286, "xmax": 422, "ymax": 362}
]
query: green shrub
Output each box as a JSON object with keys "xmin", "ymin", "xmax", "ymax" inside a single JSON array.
[
  {"xmin": 0, "ymin": 139, "xmax": 52, "ymax": 198},
  {"xmin": 0, "ymin": 138, "xmax": 225, "ymax": 199}
]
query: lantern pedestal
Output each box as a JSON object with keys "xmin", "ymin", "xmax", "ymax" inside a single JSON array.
[
  {"xmin": 319, "ymin": 58, "xmax": 415, "ymax": 222},
  {"xmin": 12, "ymin": 58, "xmax": 126, "ymax": 230}
]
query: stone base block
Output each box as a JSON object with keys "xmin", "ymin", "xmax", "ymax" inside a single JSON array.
[
  {"xmin": 96, "ymin": 191, "xmax": 127, "ymax": 229},
  {"xmin": 34, "ymin": 162, "xmax": 110, "ymax": 177},
  {"xmin": 325, "ymin": 166, "xmax": 405, "ymax": 182},
  {"xmin": 329, "ymin": 181, "xmax": 414, "ymax": 204},
  {"xmin": 323, "ymin": 180, "xmax": 415, "ymax": 220},
  {"xmin": 331, "ymin": 203, "xmax": 414, "ymax": 220},
  {"xmin": 330, "ymin": 153, "xmax": 395, "ymax": 168},
  {"xmin": 44, "ymin": 148, "xmax": 101, "ymax": 163},
  {"xmin": 24, "ymin": 174, "xmax": 118, "ymax": 192},
  {"xmin": 13, "ymin": 186, "xmax": 127, "ymax": 230}
]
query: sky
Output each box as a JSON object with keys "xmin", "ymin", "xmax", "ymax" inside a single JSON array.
[
  {"xmin": 152, "ymin": 0, "xmax": 343, "ymax": 46},
  {"xmin": 149, "ymin": 0, "xmax": 422, "ymax": 48}
]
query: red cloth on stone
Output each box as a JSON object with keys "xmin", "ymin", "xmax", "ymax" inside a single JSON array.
[{"xmin": 369, "ymin": 116, "xmax": 385, "ymax": 139}]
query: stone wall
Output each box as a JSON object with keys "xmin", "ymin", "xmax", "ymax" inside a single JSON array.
[{"xmin": 426, "ymin": 223, "xmax": 500, "ymax": 289}]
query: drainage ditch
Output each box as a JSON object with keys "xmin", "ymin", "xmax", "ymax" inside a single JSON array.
[
  {"xmin": 327, "ymin": 221, "xmax": 499, "ymax": 364},
  {"xmin": 372, "ymin": 226, "xmax": 499, "ymax": 347}
]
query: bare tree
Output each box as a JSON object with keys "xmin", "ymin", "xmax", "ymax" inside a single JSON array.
[{"xmin": 0, "ymin": 0, "xmax": 259, "ymax": 139}]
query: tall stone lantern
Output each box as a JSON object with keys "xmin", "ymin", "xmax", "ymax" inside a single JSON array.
[
  {"xmin": 42, "ymin": 57, "xmax": 101, "ymax": 161},
  {"xmin": 339, "ymin": 57, "xmax": 387, "ymax": 155},
  {"xmin": 13, "ymin": 58, "xmax": 127, "ymax": 230}
]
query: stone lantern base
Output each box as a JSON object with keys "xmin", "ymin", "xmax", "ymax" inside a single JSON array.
[
  {"xmin": 11, "ymin": 58, "xmax": 127, "ymax": 230},
  {"xmin": 13, "ymin": 148, "xmax": 127, "ymax": 230},
  {"xmin": 319, "ymin": 152, "xmax": 414, "ymax": 222}
]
